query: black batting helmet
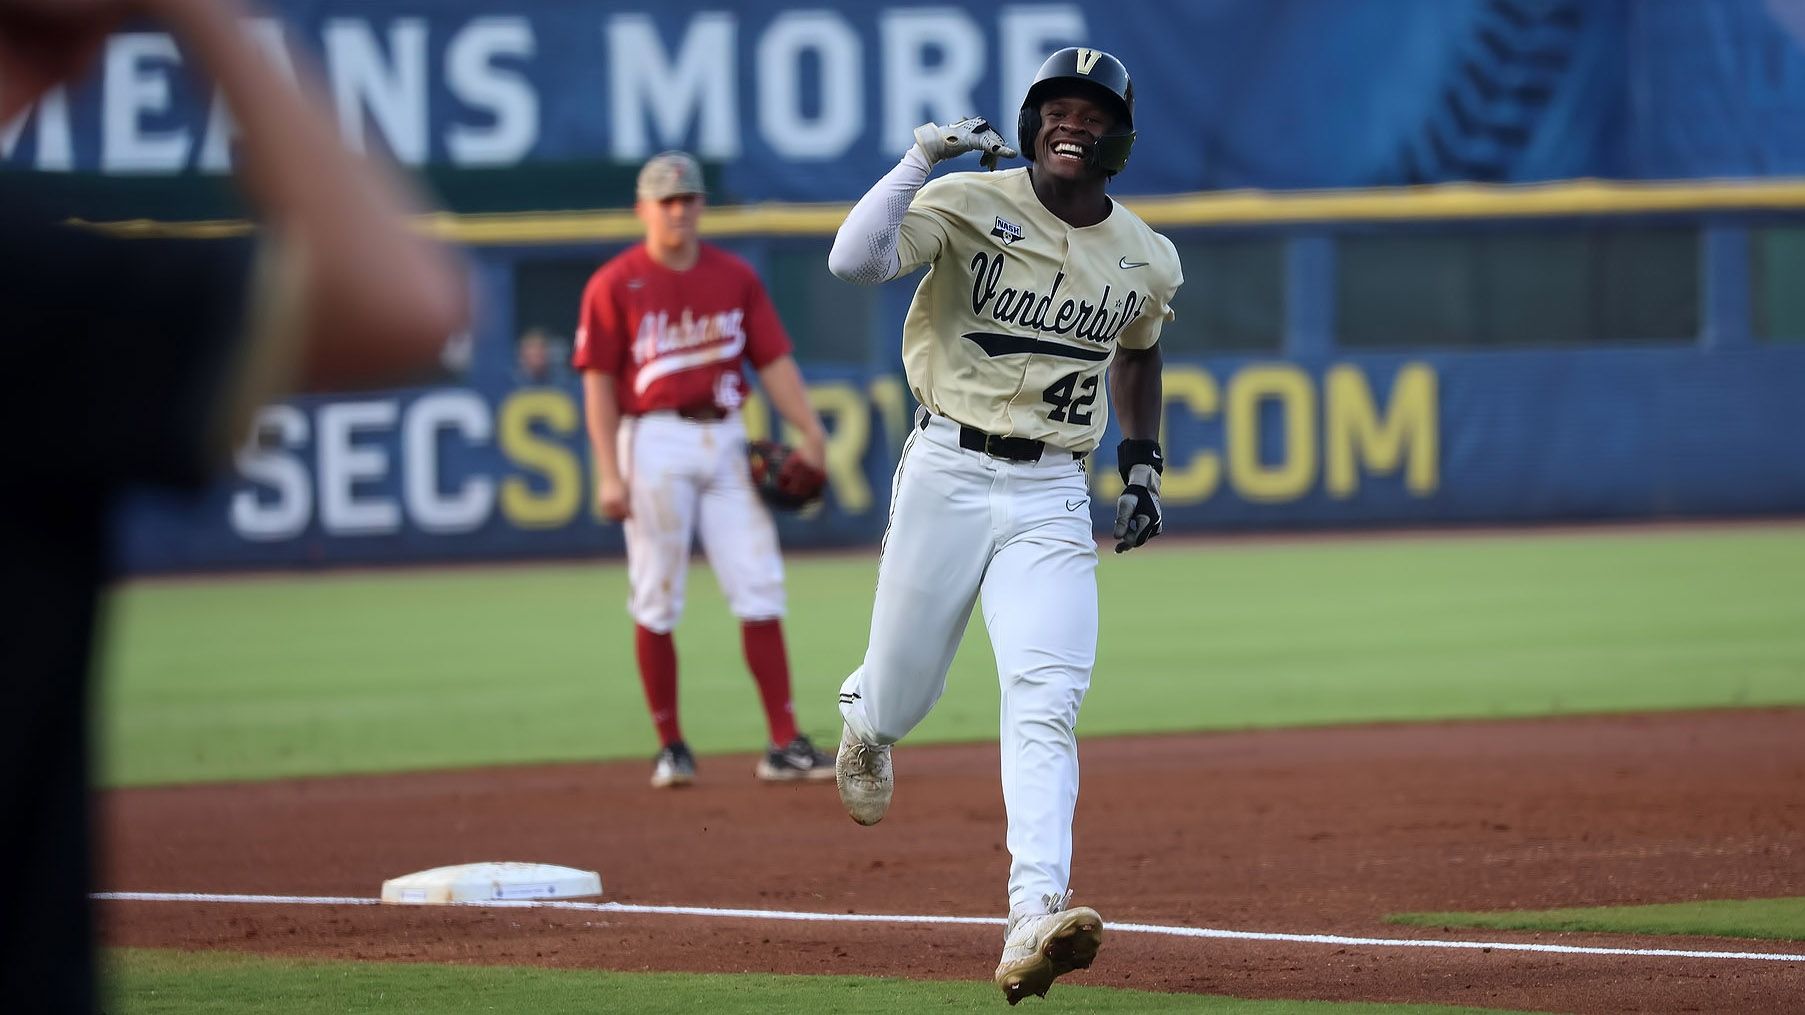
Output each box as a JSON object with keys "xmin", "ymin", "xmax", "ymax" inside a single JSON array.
[{"xmin": 1016, "ymin": 47, "xmax": 1135, "ymax": 175}]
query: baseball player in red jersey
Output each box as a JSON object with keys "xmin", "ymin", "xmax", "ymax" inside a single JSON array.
[{"xmin": 574, "ymin": 150, "xmax": 835, "ymax": 788}]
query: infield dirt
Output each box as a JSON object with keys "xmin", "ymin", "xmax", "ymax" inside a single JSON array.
[{"xmin": 99, "ymin": 708, "xmax": 1805, "ymax": 1013}]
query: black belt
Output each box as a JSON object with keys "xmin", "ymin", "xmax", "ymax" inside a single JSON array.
[
  {"xmin": 674, "ymin": 403, "xmax": 728, "ymax": 422},
  {"xmin": 918, "ymin": 412, "xmax": 1083, "ymax": 462}
]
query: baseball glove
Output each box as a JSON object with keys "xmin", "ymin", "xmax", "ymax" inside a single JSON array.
[{"xmin": 746, "ymin": 439, "xmax": 827, "ymax": 511}]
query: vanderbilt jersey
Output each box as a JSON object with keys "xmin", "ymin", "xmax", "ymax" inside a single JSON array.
[{"xmin": 894, "ymin": 166, "xmax": 1182, "ymax": 454}]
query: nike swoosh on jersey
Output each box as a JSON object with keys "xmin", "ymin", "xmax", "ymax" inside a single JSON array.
[
  {"xmin": 1118, "ymin": 257, "xmax": 1149, "ymax": 269},
  {"xmin": 1065, "ymin": 498, "xmax": 1086, "ymax": 511},
  {"xmin": 963, "ymin": 331, "xmax": 1110, "ymax": 362}
]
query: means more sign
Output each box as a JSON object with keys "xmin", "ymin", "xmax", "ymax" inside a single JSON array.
[{"xmin": 1, "ymin": 0, "xmax": 1092, "ymax": 194}]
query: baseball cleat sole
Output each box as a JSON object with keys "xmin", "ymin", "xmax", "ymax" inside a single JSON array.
[
  {"xmin": 834, "ymin": 731, "xmax": 893, "ymax": 825},
  {"xmin": 995, "ymin": 907, "xmax": 1103, "ymax": 1005}
]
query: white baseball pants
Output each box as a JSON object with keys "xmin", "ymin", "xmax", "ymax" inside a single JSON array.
[
  {"xmin": 839, "ymin": 412, "xmax": 1098, "ymax": 915},
  {"xmin": 619, "ymin": 411, "xmax": 785, "ymax": 633}
]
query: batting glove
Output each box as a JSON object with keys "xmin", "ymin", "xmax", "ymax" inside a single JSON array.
[
  {"xmin": 913, "ymin": 117, "xmax": 1018, "ymax": 170},
  {"xmin": 1113, "ymin": 438, "xmax": 1164, "ymax": 554}
]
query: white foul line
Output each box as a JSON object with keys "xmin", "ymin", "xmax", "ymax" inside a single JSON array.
[{"xmin": 92, "ymin": 892, "xmax": 1805, "ymax": 964}]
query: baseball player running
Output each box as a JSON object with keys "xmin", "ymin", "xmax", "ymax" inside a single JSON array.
[
  {"xmin": 826, "ymin": 47, "xmax": 1180, "ymax": 1004},
  {"xmin": 575, "ymin": 151, "xmax": 836, "ymax": 789}
]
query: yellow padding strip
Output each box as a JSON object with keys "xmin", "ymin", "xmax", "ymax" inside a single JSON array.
[{"xmin": 76, "ymin": 176, "xmax": 1805, "ymax": 245}]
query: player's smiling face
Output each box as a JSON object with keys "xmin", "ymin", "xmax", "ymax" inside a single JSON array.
[{"xmin": 1036, "ymin": 92, "xmax": 1116, "ymax": 182}]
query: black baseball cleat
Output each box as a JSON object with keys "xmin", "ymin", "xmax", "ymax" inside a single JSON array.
[
  {"xmin": 650, "ymin": 741, "xmax": 697, "ymax": 788},
  {"xmin": 755, "ymin": 734, "xmax": 836, "ymax": 782}
]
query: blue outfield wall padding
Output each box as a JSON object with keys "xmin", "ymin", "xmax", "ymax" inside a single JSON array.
[{"xmin": 113, "ymin": 346, "xmax": 1805, "ymax": 574}]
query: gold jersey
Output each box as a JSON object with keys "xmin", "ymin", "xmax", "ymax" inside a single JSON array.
[{"xmin": 894, "ymin": 166, "xmax": 1183, "ymax": 454}]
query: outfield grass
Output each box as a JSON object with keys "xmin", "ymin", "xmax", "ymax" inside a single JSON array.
[
  {"xmin": 1390, "ymin": 897, "xmax": 1805, "ymax": 942},
  {"xmin": 104, "ymin": 948, "xmax": 1532, "ymax": 1014},
  {"xmin": 97, "ymin": 526, "xmax": 1805, "ymax": 787}
]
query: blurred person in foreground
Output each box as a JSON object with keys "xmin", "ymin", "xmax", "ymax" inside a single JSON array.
[
  {"xmin": 573, "ymin": 150, "xmax": 835, "ymax": 788},
  {"xmin": 0, "ymin": 0, "xmax": 469, "ymax": 1009}
]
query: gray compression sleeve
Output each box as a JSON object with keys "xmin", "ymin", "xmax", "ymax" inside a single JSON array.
[{"xmin": 826, "ymin": 146, "xmax": 933, "ymax": 285}]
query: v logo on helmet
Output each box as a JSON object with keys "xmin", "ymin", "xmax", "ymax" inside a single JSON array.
[{"xmin": 1075, "ymin": 49, "xmax": 1102, "ymax": 74}]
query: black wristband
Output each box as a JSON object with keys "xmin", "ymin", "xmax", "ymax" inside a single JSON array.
[{"xmin": 1117, "ymin": 438, "xmax": 1164, "ymax": 482}]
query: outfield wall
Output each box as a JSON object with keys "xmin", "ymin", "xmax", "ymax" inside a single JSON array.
[
  {"xmin": 110, "ymin": 175, "xmax": 1805, "ymax": 573},
  {"xmin": 14, "ymin": 0, "xmax": 1795, "ymax": 570},
  {"xmin": 115, "ymin": 341, "xmax": 1805, "ymax": 573}
]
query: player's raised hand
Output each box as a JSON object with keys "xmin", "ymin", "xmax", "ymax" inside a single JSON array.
[{"xmin": 913, "ymin": 117, "xmax": 1018, "ymax": 170}]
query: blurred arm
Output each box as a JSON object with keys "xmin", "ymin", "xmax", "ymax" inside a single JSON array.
[
  {"xmin": 581, "ymin": 370, "xmax": 630, "ymax": 520},
  {"xmin": 152, "ymin": 0, "xmax": 468, "ymax": 391},
  {"xmin": 756, "ymin": 355, "xmax": 827, "ymax": 470}
]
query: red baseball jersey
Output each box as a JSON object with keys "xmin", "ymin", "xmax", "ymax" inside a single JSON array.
[{"xmin": 572, "ymin": 243, "xmax": 792, "ymax": 415}]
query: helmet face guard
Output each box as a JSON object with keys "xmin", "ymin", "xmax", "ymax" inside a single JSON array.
[{"xmin": 1016, "ymin": 47, "xmax": 1136, "ymax": 176}]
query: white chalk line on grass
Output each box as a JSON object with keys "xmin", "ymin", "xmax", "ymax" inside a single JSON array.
[{"xmin": 94, "ymin": 891, "xmax": 1805, "ymax": 964}]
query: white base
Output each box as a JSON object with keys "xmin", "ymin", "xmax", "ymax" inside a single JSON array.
[{"xmin": 380, "ymin": 862, "xmax": 602, "ymax": 905}]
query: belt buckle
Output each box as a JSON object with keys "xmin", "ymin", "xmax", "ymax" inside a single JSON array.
[{"xmin": 983, "ymin": 434, "xmax": 1008, "ymax": 458}]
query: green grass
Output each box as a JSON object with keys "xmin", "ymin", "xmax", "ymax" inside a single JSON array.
[
  {"xmin": 104, "ymin": 948, "xmax": 1530, "ymax": 1014},
  {"xmin": 97, "ymin": 528, "xmax": 1805, "ymax": 1013},
  {"xmin": 1389, "ymin": 896, "xmax": 1805, "ymax": 942},
  {"xmin": 96, "ymin": 526, "xmax": 1805, "ymax": 786}
]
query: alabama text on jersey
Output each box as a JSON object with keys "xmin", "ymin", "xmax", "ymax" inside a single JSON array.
[{"xmin": 573, "ymin": 243, "xmax": 791, "ymax": 415}]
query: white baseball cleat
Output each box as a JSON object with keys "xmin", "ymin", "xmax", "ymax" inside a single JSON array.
[
  {"xmin": 649, "ymin": 741, "xmax": 696, "ymax": 789},
  {"xmin": 994, "ymin": 902, "xmax": 1104, "ymax": 1005},
  {"xmin": 834, "ymin": 726, "xmax": 893, "ymax": 825}
]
